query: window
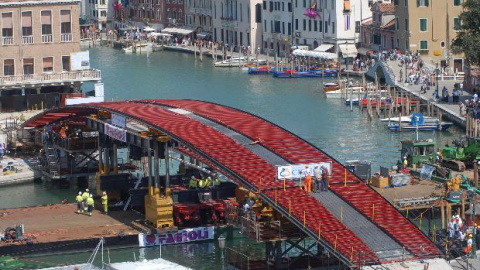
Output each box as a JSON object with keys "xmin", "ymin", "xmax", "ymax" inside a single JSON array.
[
  {"xmin": 22, "ymin": 11, "xmax": 33, "ymax": 37},
  {"xmin": 288, "ymin": 2, "xmax": 292, "ymax": 12},
  {"xmin": 1, "ymin": 13, "xmax": 13, "ymax": 38},
  {"xmin": 332, "ymin": 22, "xmax": 335, "ymax": 33},
  {"xmin": 394, "ymin": 0, "xmax": 399, "ymax": 5},
  {"xmin": 263, "ymin": 1, "xmax": 266, "ymax": 10},
  {"xmin": 269, "ymin": 1, "xmax": 273, "ymax": 11},
  {"xmin": 264, "ymin": 20, "xmax": 267, "ymax": 32},
  {"xmin": 454, "ymin": 0, "xmax": 461, "ymax": 6},
  {"xmin": 314, "ymin": 21, "xmax": 317, "ymax": 31},
  {"xmin": 454, "ymin": 17, "xmax": 461, "ymax": 30},
  {"xmin": 441, "ymin": 41, "xmax": 445, "ymax": 48},
  {"xmin": 324, "ymin": 20, "xmax": 328, "ymax": 33},
  {"xmin": 303, "ymin": 0, "xmax": 306, "ymax": 8},
  {"xmin": 60, "ymin": 10, "xmax": 72, "ymax": 34},
  {"xmin": 282, "ymin": 2, "xmax": 284, "ymax": 11},
  {"xmin": 303, "ymin": 19, "xmax": 306, "ymax": 31},
  {"xmin": 295, "ymin": 19, "xmax": 298, "ymax": 30},
  {"xmin": 41, "ymin": 11, "xmax": 52, "ymax": 35},
  {"xmin": 23, "ymin": 58, "xmax": 34, "ymax": 75},
  {"xmin": 417, "ymin": 0, "xmax": 429, "ymax": 7},
  {"xmin": 344, "ymin": 15, "xmax": 350, "ymax": 30},
  {"xmin": 405, "ymin": 18, "xmax": 409, "ymax": 31},
  {"xmin": 288, "ymin": 22, "xmax": 291, "ymax": 35},
  {"xmin": 404, "ymin": 0, "xmax": 408, "ymax": 6},
  {"xmin": 3, "ymin": 59, "xmax": 14, "ymax": 76},
  {"xmin": 43, "ymin": 57, "xmax": 53, "ymax": 73},
  {"xmin": 355, "ymin": 21, "xmax": 360, "ymax": 33},
  {"xmin": 282, "ymin": 22, "xmax": 285, "ymax": 34},
  {"xmin": 255, "ymin": 4, "xmax": 261, "ymax": 23},
  {"xmin": 419, "ymin": 18, "xmax": 427, "ymax": 32},
  {"xmin": 420, "ymin": 40, "xmax": 428, "ymax": 50},
  {"xmin": 308, "ymin": 20, "xmax": 311, "ymax": 31},
  {"xmin": 62, "ymin": 56, "xmax": 70, "ymax": 71},
  {"xmin": 396, "ymin": 17, "xmax": 399, "ymax": 30},
  {"xmin": 319, "ymin": 20, "xmax": 323, "ymax": 32},
  {"xmin": 101, "ymin": 11, "xmax": 107, "ymax": 17},
  {"xmin": 274, "ymin": 21, "xmax": 280, "ymax": 32}
]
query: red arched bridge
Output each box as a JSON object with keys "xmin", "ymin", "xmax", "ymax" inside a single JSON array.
[{"xmin": 24, "ymin": 100, "xmax": 441, "ymax": 266}]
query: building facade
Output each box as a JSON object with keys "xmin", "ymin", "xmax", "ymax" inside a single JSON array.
[
  {"xmin": 212, "ymin": 0, "xmax": 262, "ymax": 51},
  {"xmin": 394, "ymin": 0, "xmax": 464, "ymax": 72},
  {"xmin": 87, "ymin": 0, "xmax": 114, "ymax": 30},
  {"xmin": 184, "ymin": 0, "xmax": 213, "ymax": 36},
  {"xmin": 261, "ymin": 0, "xmax": 293, "ymax": 55},
  {"xmin": 361, "ymin": 1, "xmax": 395, "ymax": 52},
  {"xmin": 124, "ymin": 0, "xmax": 184, "ymax": 30},
  {"xmin": 0, "ymin": 0, "xmax": 101, "ymax": 111}
]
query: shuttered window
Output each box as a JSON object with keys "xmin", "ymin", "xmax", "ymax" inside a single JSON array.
[
  {"xmin": 23, "ymin": 58, "xmax": 34, "ymax": 75},
  {"xmin": 22, "ymin": 11, "xmax": 32, "ymax": 36},
  {"xmin": 3, "ymin": 59, "xmax": 14, "ymax": 76},
  {"xmin": 43, "ymin": 57, "xmax": 53, "ymax": 72},
  {"xmin": 41, "ymin": 11, "xmax": 52, "ymax": 35},
  {"xmin": 60, "ymin": 10, "xmax": 71, "ymax": 34},
  {"xmin": 2, "ymin": 13, "xmax": 13, "ymax": 37},
  {"xmin": 419, "ymin": 18, "xmax": 427, "ymax": 32}
]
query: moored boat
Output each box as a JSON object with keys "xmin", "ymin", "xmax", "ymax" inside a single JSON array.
[
  {"xmin": 273, "ymin": 68, "xmax": 338, "ymax": 78},
  {"xmin": 387, "ymin": 113, "xmax": 453, "ymax": 131},
  {"xmin": 123, "ymin": 43, "xmax": 152, "ymax": 54},
  {"xmin": 214, "ymin": 57, "xmax": 248, "ymax": 67},
  {"xmin": 325, "ymin": 86, "xmax": 364, "ymax": 98}
]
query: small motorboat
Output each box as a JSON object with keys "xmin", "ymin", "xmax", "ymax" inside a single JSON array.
[
  {"xmin": 323, "ymin": 82, "xmax": 340, "ymax": 92},
  {"xmin": 123, "ymin": 43, "xmax": 152, "ymax": 54},
  {"xmin": 325, "ymin": 86, "xmax": 364, "ymax": 98},
  {"xmin": 214, "ymin": 57, "xmax": 248, "ymax": 67},
  {"xmin": 387, "ymin": 113, "xmax": 453, "ymax": 131}
]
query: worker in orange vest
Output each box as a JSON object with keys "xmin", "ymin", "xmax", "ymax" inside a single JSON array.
[{"xmin": 304, "ymin": 165, "xmax": 312, "ymax": 193}]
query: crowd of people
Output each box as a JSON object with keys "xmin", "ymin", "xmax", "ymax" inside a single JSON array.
[{"xmin": 188, "ymin": 174, "xmax": 221, "ymax": 189}]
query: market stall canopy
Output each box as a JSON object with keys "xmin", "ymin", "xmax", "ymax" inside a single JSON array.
[
  {"xmin": 339, "ymin": 43, "xmax": 358, "ymax": 58},
  {"xmin": 150, "ymin": 32, "xmax": 172, "ymax": 37},
  {"xmin": 143, "ymin": 26, "xmax": 156, "ymax": 32},
  {"xmin": 161, "ymin": 27, "xmax": 194, "ymax": 35},
  {"xmin": 292, "ymin": 49, "xmax": 337, "ymax": 60},
  {"xmin": 314, "ymin": 44, "xmax": 334, "ymax": 52}
]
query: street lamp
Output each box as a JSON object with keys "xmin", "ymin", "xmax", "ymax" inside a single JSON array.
[{"xmin": 218, "ymin": 235, "xmax": 226, "ymax": 269}]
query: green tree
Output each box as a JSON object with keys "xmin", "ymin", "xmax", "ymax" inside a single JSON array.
[{"xmin": 452, "ymin": 0, "xmax": 480, "ymax": 65}]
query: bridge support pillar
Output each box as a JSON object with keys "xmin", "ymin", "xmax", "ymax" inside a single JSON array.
[
  {"xmin": 154, "ymin": 140, "xmax": 160, "ymax": 192},
  {"xmin": 148, "ymin": 148, "xmax": 153, "ymax": 195},
  {"xmin": 164, "ymin": 142, "xmax": 170, "ymax": 190},
  {"xmin": 113, "ymin": 144, "xmax": 118, "ymax": 174}
]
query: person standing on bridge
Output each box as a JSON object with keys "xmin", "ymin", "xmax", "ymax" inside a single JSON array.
[
  {"xmin": 82, "ymin": 189, "xmax": 90, "ymax": 211},
  {"xmin": 314, "ymin": 166, "xmax": 321, "ymax": 193},
  {"xmin": 321, "ymin": 165, "xmax": 329, "ymax": 192},
  {"xmin": 304, "ymin": 165, "xmax": 312, "ymax": 193}
]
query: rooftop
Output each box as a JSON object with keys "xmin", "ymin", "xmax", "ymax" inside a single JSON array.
[
  {"xmin": 0, "ymin": 0, "xmax": 80, "ymax": 7},
  {"xmin": 375, "ymin": 3, "xmax": 395, "ymax": 13}
]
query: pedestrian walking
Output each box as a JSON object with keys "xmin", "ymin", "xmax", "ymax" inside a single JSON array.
[
  {"xmin": 86, "ymin": 194, "xmax": 94, "ymax": 216},
  {"xmin": 314, "ymin": 166, "xmax": 321, "ymax": 193},
  {"xmin": 101, "ymin": 191, "xmax": 108, "ymax": 214},
  {"xmin": 76, "ymin": 191, "xmax": 83, "ymax": 213}
]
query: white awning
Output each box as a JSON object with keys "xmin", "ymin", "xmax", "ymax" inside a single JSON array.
[
  {"xmin": 339, "ymin": 44, "xmax": 358, "ymax": 58},
  {"xmin": 292, "ymin": 49, "xmax": 337, "ymax": 60},
  {"xmin": 161, "ymin": 27, "xmax": 194, "ymax": 35},
  {"xmin": 314, "ymin": 44, "xmax": 334, "ymax": 52}
]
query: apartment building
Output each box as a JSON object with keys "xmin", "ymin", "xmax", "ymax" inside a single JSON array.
[
  {"xmin": 87, "ymin": 0, "xmax": 114, "ymax": 29},
  {"xmin": 361, "ymin": 1, "xmax": 395, "ymax": 52},
  {"xmin": 211, "ymin": 0, "xmax": 262, "ymax": 50},
  {"xmin": 0, "ymin": 0, "xmax": 102, "ymax": 111},
  {"xmin": 261, "ymin": 0, "xmax": 293, "ymax": 55},
  {"xmin": 394, "ymin": 0, "xmax": 464, "ymax": 72},
  {"xmin": 125, "ymin": 0, "xmax": 184, "ymax": 30},
  {"xmin": 184, "ymin": 0, "xmax": 213, "ymax": 37}
]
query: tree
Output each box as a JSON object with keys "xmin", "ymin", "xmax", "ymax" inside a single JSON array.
[{"xmin": 452, "ymin": 0, "xmax": 480, "ymax": 66}]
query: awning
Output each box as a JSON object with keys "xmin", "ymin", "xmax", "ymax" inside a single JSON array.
[
  {"xmin": 162, "ymin": 27, "xmax": 194, "ymax": 35},
  {"xmin": 292, "ymin": 49, "xmax": 337, "ymax": 60},
  {"xmin": 197, "ymin": 32, "xmax": 211, "ymax": 39},
  {"xmin": 339, "ymin": 43, "xmax": 358, "ymax": 58},
  {"xmin": 314, "ymin": 44, "xmax": 334, "ymax": 52}
]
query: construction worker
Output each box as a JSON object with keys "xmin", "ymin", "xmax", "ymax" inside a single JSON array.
[
  {"xmin": 189, "ymin": 176, "xmax": 198, "ymax": 189},
  {"xmin": 321, "ymin": 165, "xmax": 329, "ymax": 192},
  {"xmin": 86, "ymin": 194, "xmax": 95, "ymax": 216},
  {"xmin": 76, "ymin": 192, "xmax": 83, "ymax": 213},
  {"xmin": 205, "ymin": 177, "xmax": 213, "ymax": 188},
  {"xmin": 101, "ymin": 191, "xmax": 108, "ymax": 214},
  {"xmin": 198, "ymin": 178, "xmax": 206, "ymax": 188},
  {"xmin": 304, "ymin": 165, "xmax": 312, "ymax": 193},
  {"xmin": 403, "ymin": 156, "xmax": 408, "ymax": 170},
  {"xmin": 82, "ymin": 189, "xmax": 90, "ymax": 211},
  {"xmin": 214, "ymin": 176, "xmax": 221, "ymax": 187}
]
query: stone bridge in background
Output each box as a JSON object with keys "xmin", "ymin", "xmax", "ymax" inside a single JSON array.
[{"xmin": 366, "ymin": 60, "xmax": 396, "ymax": 86}]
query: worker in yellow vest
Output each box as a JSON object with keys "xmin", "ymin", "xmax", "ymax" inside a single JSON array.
[
  {"xmin": 82, "ymin": 189, "xmax": 90, "ymax": 211},
  {"xmin": 214, "ymin": 176, "xmax": 221, "ymax": 187},
  {"xmin": 189, "ymin": 176, "xmax": 198, "ymax": 189},
  {"xmin": 101, "ymin": 191, "xmax": 108, "ymax": 214},
  {"xmin": 198, "ymin": 178, "xmax": 206, "ymax": 188},
  {"xmin": 205, "ymin": 177, "xmax": 213, "ymax": 188},
  {"xmin": 76, "ymin": 192, "xmax": 83, "ymax": 213},
  {"xmin": 86, "ymin": 194, "xmax": 95, "ymax": 216}
]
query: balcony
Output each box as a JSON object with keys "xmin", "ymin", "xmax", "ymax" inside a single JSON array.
[
  {"xmin": 42, "ymin": 34, "xmax": 53, "ymax": 43},
  {"xmin": 22, "ymin": 36, "xmax": 34, "ymax": 44},
  {"xmin": 0, "ymin": 69, "xmax": 102, "ymax": 89},
  {"xmin": 2, "ymin": 37, "xmax": 14, "ymax": 46},
  {"xmin": 61, "ymin": 33, "xmax": 72, "ymax": 42}
]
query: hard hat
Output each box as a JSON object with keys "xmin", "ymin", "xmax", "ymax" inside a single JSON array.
[
  {"xmin": 191, "ymin": 176, "xmax": 195, "ymax": 179},
  {"xmin": 79, "ymin": 191, "xmax": 82, "ymax": 195},
  {"xmin": 469, "ymin": 234, "xmax": 473, "ymax": 238},
  {"xmin": 305, "ymin": 165, "xmax": 308, "ymax": 168},
  {"xmin": 103, "ymin": 191, "xmax": 106, "ymax": 195},
  {"xmin": 89, "ymin": 194, "xmax": 93, "ymax": 198},
  {"xmin": 86, "ymin": 188, "xmax": 89, "ymax": 192},
  {"xmin": 207, "ymin": 177, "xmax": 211, "ymax": 179}
]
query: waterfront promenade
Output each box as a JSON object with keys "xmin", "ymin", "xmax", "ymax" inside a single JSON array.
[{"xmin": 377, "ymin": 59, "xmax": 466, "ymax": 128}]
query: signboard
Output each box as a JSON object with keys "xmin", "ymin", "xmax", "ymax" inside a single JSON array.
[
  {"xmin": 277, "ymin": 162, "xmax": 332, "ymax": 180},
  {"xmin": 138, "ymin": 226, "xmax": 214, "ymax": 247},
  {"xmin": 111, "ymin": 113, "xmax": 126, "ymax": 128},
  {"xmin": 104, "ymin": 123, "xmax": 126, "ymax": 142},
  {"xmin": 70, "ymin": 51, "xmax": 90, "ymax": 71}
]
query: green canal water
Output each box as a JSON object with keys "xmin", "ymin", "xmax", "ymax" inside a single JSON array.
[{"xmin": 1, "ymin": 47, "xmax": 463, "ymax": 268}]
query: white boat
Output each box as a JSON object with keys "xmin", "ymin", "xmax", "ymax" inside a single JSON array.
[
  {"xmin": 123, "ymin": 43, "xmax": 153, "ymax": 54},
  {"xmin": 325, "ymin": 86, "xmax": 364, "ymax": 98},
  {"xmin": 108, "ymin": 258, "xmax": 193, "ymax": 270},
  {"xmin": 214, "ymin": 57, "xmax": 248, "ymax": 67},
  {"xmin": 380, "ymin": 115, "xmax": 441, "ymax": 124}
]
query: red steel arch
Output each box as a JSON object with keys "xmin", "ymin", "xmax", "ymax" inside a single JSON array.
[{"xmin": 24, "ymin": 100, "xmax": 441, "ymax": 265}]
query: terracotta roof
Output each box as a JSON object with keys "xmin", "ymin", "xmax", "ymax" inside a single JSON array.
[
  {"xmin": 382, "ymin": 18, "xmax": 395, "ymax": 29},
  {"xmin": 376, "ymin": 3, "xmax": 395, "ymax": 13},
  {"xmin": 362, "ymin": 18, "xmax": 373, "ymax": 26}
]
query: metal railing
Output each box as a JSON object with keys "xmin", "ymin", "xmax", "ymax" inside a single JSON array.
[
  {"xmin": 22, "ymin": 36, "xmax": 33, "ymax": 44},
  {"xmin": 42, "ymin": 34, "xmax": 53, "ymax": 43},
  {"xmin": 60, "ymin": 33, "xmax": 72, "ymax": 42},
  {"xmin": 0, "ymin": 69, "xmax": 102, "ymax": 87},
  {"xmin": 2, "ymin": 37, "xmax": 14, "ymax": 45}
]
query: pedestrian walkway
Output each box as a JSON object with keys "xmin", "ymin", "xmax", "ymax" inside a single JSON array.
[{"xmin": 370, "ymin": 59, "xmax": 467, "ymax": 128}]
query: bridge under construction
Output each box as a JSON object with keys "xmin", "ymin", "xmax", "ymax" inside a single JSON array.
[{"xmin": 23, "ymin": 99, "xmax": 443, "ymax": 269}]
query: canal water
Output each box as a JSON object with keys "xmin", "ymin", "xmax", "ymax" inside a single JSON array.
[{"xmin": 3, "ymin": 47, "xmax": 463, "ymax": 268}]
